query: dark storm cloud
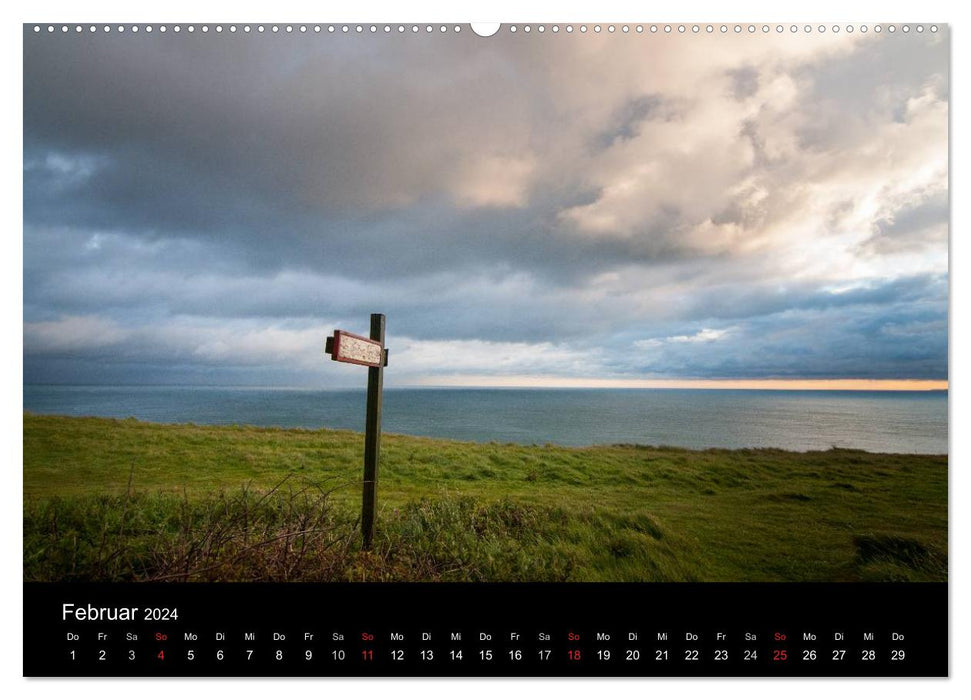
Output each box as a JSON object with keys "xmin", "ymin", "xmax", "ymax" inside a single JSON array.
[
  {"xmin": 22, "ymin": 28, "xmax": 949, "ymax": 385},
  {"xmin": 24, "ymin": 32, "xmax": 590, "ymax": 278},
  {"xmin": 677, "ymin": 274, "xmax": 947, "ymax": 325},
  {"xmin": 593, "ymin": 94, "xmax": 663, "ymax": 149}
]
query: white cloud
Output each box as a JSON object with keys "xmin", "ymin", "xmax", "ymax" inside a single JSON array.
[
  {"xmin": 635, "ymin": 327, "xmax": 734, "ymax": 349},
  {"xmin": 392, "ymin": 337, "xmax": 595, "ymax": 376},
  {"xmin": 24, "ymin": 315, "xmax": 129, "ymax": 352},
  {"xmin": 25, "ymin": 315, "xmax": 338, "ymax": 371},
  {"xmin": 24, "ymin": 314, "xmax": 607, "ymax": 382}
]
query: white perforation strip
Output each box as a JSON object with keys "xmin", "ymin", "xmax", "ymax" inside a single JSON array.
[{"xmin": 30, "ymin": 23, "xmax": 941, "ymax": 36}]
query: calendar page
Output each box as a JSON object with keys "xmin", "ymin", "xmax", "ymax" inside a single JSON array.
[{"xmin": 22, "ymin": 20, "xmax": 948, "ymax": 678}]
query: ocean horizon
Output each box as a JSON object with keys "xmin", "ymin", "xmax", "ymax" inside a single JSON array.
[{"xmin": 22, "ymin": 384, "xmax": 948, "ymax": 455}]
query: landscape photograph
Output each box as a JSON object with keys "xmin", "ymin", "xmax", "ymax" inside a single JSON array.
[{"xmin": 23, "ymin": 24, "xmax": 947, "ymax": 583}]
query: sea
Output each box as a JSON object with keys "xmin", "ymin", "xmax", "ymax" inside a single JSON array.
[{"xmin": 22, "ymin": 385, "xmax": 948, "ymax": 454}]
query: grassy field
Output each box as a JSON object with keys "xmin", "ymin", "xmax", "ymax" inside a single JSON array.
[{"xmin": 23, "ymin": 413, "xmax": 947, "ymax": 583}]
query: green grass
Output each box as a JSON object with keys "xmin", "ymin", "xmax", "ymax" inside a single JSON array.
[{"xmin": 23, "ymin": 413, "xmax": 948, "ymax": 583}]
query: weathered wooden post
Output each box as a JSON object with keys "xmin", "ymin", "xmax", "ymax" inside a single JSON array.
[
  {"xmin": 361, "ymin": 313, "xmax": 385, "ymax": 550},
  {"xmin": 325, "ymin": 313, "xmax": 388, "ymax": 550}
]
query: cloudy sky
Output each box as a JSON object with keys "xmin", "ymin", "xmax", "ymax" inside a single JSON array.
[{"xmin": 23, "ymin": 26, "xmax": 948, "ymax": 388}]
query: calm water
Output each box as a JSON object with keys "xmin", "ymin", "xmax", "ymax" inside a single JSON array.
[{"xmin": 23, "ymin": 385, "xmax": 947, "ymax": 454}]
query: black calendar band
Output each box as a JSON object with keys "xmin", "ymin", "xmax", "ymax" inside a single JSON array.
[{"xmin": 24, "ymin": 582, "xmax": 947, "ymax": 677}]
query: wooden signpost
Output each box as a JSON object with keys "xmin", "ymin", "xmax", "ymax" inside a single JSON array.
[{"xmin": 325, "ymin": 314, "xmax": 388, "ymax": 550}]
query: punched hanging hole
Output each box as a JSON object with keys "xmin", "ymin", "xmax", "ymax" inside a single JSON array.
[{"xmin": 470, "ymin": 23, "xmax": 501, "ymax": 37}]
